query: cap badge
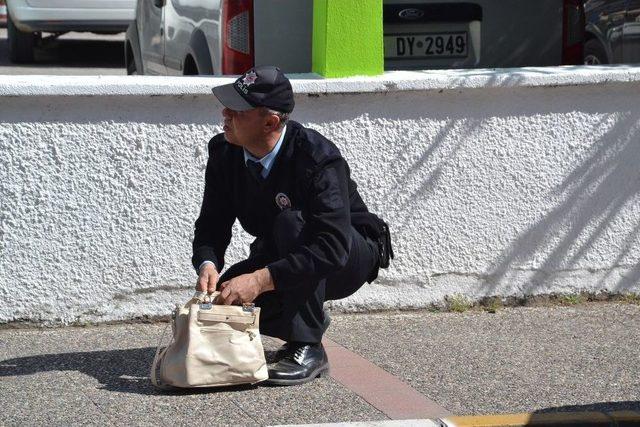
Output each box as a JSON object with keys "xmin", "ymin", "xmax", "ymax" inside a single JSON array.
[
  {"xmin": 275, "ymin": 193, "xmax": 291, "ymax": 210},
  {"xmin": 236, "ymin": 70, "xmax": 258, "ymax": 95},
  {"xmin": 242, "ymin": 71, "xmax": 258, "ymax": 86}
]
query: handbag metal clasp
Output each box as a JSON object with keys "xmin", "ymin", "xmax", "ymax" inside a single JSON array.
[
  {"xmin": 242, "ymin": 303, "xmax": 255, "ymax": 313},
  {"xmin": 200, "ymin": 303, "xmax": 213, "ymax": 310}
]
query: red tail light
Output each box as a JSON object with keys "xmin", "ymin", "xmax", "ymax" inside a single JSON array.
[
  {"xmin": 0, "ymin": 1, "xmax": 6, "ymax": 24},
  {"xmin": 222, "ymin": 0, "xmax": 254, "ymax": 75},
  {"xmin": 562, "ymin": 0, "xmax": 585, "ymax": 65}
]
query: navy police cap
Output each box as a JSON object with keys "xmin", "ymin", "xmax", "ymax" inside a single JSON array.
[{"xmin": 212, "ymin": 65, "xmax": 295, "ymax": 114}]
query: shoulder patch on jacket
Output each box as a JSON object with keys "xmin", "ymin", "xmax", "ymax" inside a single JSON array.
[{"xmin": 291, "ymin": 122, "xmax": 342, "ymax": 166}]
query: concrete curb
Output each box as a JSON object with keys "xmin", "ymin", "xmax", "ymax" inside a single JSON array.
[
  {"xmin": 443, "ymin": 411, "xmax": 640, "ymax": 426},
  {"xmin": 279, "ymin": 411, "xmax": 640, "ymax": 427},
  {"xmin": 279, "ymin": 421, "xmax": 441, "ymax": 427}
]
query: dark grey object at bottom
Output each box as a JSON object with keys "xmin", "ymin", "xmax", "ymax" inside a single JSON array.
[{"xmin": 1, "ymin": 302, "xmax": 638, "ymax": 425}]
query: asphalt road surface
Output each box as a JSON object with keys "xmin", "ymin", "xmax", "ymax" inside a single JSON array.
[
  {"xmin": 1, "ymin": 302, "xmax": 639, "ymax": 426},
  {"xmin": 0, "ymin": 28, "xmax": 126, "ymax": 75}
]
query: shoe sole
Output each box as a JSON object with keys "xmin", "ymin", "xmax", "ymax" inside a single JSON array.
[{"xmin": 263, "ymin": 363, "xmax": 330, "ymax": 386}]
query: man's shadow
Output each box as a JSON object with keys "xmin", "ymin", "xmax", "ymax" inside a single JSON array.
[{"xmin": 0, "ymin": 347, "xmax": 282, "ymax": 395}]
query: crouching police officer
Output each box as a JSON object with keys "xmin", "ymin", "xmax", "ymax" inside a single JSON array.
[{"xmin": 193, "ymin": 66, "xmax": 392, "ymax": 385}]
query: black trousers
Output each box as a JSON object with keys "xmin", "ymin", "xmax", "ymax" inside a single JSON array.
[{"xmin": 218, "ymin": 210, "xmax": 379, "ymax": 344}]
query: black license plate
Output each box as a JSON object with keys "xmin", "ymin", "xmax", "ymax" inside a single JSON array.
[{"xmin": 385, "ymin": 32, "xmax": 468, "ymax": 58}]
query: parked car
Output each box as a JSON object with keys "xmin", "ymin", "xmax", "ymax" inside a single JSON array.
[
  {"xmin": 584, "ymin": 0, "xmax": 640, "ymax": 64},
  {"xmin": 126, "ymin": 0, "xmax": 313, "ymax": 76},
  {"xmin": 6, "ymin": 0, "xmax": 135, "ymax": 63},
  {"xmin": 126, "ymin": 0, "xmax": 585, "ymax": 76},
  {"xmin": 384, "ymin": 0, "xmax": 584, "ymax": 70}
]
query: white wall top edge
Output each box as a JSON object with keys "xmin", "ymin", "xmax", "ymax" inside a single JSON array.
[{"xmin": 1, "ymin": 65, "xmax": 639, "ymax": 97}]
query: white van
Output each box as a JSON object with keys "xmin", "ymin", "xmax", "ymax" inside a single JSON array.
[{"xmin": 6, "ymin": 0, "xmax": 135, "ymax": 63}]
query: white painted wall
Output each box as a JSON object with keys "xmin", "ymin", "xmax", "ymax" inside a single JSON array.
[{"xmin": 2, "ymin": 66, "xmax": 640, "ymax": 324}]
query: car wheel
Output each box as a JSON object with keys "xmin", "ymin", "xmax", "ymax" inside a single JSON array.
[
  {"xmin": 584, "ymin": 39, "xmax": 607, "ymax": 65},
  {"xmin": 183, "ymin": 54, "xmax": 200, "ymax": 75},
  {"xmin": 126, "ymin": 49, "xmax": 138, "ymax": 75},
  {"xmin": 7, "ymin": 10, "xmax": 38, "ymax": 63}
]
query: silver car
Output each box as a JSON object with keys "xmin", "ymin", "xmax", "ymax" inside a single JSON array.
[
  {"xmin": 584, "ymin": 0, "xmax": 640, "ymax": 65},
  {"xmin": 126, "ymin": 0, "xmax": 585, "ymax": 75},
  {"xmin": 6, "ymin": 0, "xmax": 135, "ymax": 63}
]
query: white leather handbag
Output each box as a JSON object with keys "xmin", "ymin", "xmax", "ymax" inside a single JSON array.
[{"xmin": 151, "ymin": 291, "xmax": 269, "ymax": 389}]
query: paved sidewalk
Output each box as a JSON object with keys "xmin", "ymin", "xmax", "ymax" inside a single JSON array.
[{"xmin": 1, "ymin": 302, "xmax": 639, "ymax": 426}]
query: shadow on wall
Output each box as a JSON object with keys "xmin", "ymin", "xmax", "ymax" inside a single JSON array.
[
  {"xmin": 394, "ymin": 108, "xmax": 640, "ymax": 296},
  {"xmin": 486, "ymin": 111, "xmax": 640, "ymax": 295},
  {"xmin": 296, "ymin": 78, "xmax": 640, "ymax": 296},
  {"xmin": 378, "ymin": 117, "xmax": 479, "ymax": 237}
]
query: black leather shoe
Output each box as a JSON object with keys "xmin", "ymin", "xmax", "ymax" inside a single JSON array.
[
  {"xmin": 265, "ymin": 342, "xmax": 329, "ymax": 385},
  {"xmin": 273, "ymin": 311, "xmax": 331, "ymax": 361}
]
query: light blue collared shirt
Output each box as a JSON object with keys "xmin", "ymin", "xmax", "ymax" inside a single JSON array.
[
  {"xmin": 198, "ymin": 125, "xmax": 288, "ymax": 273},
  {"xmin": 243, "ymin": 125, "xmax": 287, "ymax": 179}
]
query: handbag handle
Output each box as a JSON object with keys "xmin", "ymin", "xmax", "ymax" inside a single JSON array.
[
  {"xmin": 192, "ymin": 291, "xmax": 222, "ymax": 303},
  {"xmin": 208, "ymin": 291, "xmax": 221, "ymax": 303},
  {"xmin": 193, "ymin": 291, "xmax": 207, "ymax": 302}
]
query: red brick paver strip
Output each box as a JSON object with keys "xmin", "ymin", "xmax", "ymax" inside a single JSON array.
[{"xmin": 323, "ymin": 337, "xmax": 451, "ymax": 420}]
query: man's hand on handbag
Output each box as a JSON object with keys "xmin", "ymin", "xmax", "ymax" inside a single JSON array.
[
  {"xmin": 151, "ymin": 289, "xmax": 269, "ymax": 388},
  {"xmin": 196, "ymin": 263, "xmax": 220, "ymax": 293},
  {"xmin": 217, "ymin": 268, "xmax": 275, "ymax": 305}
]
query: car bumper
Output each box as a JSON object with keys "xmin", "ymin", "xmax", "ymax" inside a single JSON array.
[
  {"xmin": 7, "ymin": 0, "xmax": 134, "ymax": 32},
  {"xmin": 14, "ymin": 19, "xmax": 133, "ymax": 33}
]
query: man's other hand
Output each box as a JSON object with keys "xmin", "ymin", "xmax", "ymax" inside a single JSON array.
[
  {"xmin": 217, "ymin": 268, "xmax": 275, "ymax": 305},
  {"xmin": 196, "ymin": 263, "xmax": 219, "ymax": 293}
]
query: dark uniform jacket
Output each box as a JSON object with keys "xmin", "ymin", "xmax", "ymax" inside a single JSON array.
[{"xmin": 192, "ymin": 120, "xmax": 373, "ymax": 291}]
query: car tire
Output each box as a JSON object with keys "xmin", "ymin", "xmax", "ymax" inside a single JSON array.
[
  {"xmin": 584, "ymin": 39, "xmax": 607, "ymax": 65},
  {"xmin": 125, "ymin": 23, "xmax": 144, "ymax": 75},
  {"xmin": 127, "ymin": 62, "xmax": 138, "ymax": 75},
  {"xmin": 7, "ymin": 10, "xmax": 37, "ymax": 63},
  {"xmin": 183, "ymin": 54, "xmax": 200, "ymax": 75},
  {"xmin": 126, "ymin": 43, "xmax": 139, "ymax": 75}
]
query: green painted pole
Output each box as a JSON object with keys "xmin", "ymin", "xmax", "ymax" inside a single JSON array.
[{"xmin": 312, "ymin": 0, "xmax": 384, "ymax": 78}]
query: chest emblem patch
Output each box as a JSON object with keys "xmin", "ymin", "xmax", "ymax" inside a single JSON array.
[{"xmin": 275, "ymin": 193, "xmax": 292, "ymax": 210}]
